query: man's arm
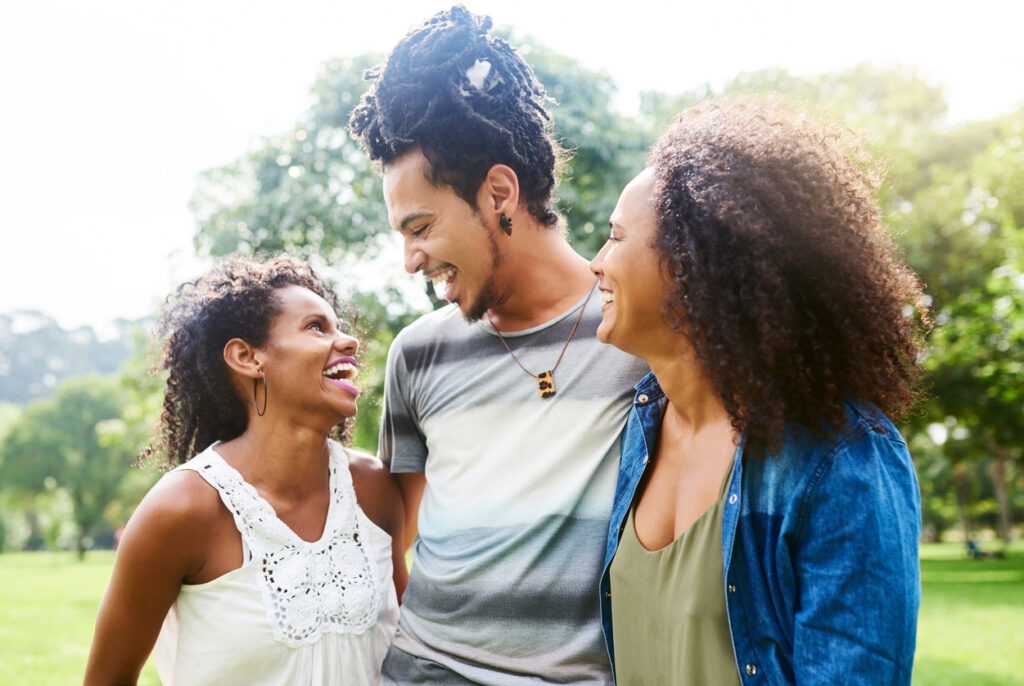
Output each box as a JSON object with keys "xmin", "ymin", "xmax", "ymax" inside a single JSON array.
[{"xmin": 395, "ymin": 472, "xmax": 425, "ymax": 551}]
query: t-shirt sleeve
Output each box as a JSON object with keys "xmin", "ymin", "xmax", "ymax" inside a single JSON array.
[{"xmin": 378, "ymin": 332, "xmax": 428, "ymax": 474}]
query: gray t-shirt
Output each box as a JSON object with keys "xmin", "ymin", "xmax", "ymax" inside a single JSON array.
[{"xmin": 379, "ymin": 285, "xmax": 648, "ymax": 685}]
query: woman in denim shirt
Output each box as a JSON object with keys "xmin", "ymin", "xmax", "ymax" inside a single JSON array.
[{"xmin": 590, "ymin": 97, "xmax": 927, "ymax": 685}]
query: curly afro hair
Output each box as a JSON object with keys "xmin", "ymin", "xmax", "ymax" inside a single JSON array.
[
  {"xmin": 349, "ymin": 5, "xmax": 562, "ymax": 227},
  {"xmin": 648, "ymin": 96, "xmax": 929, "ymax": 451},
  {"xmin": 142, "ymin": 256, "xmax": 348, "ymax": 467}
]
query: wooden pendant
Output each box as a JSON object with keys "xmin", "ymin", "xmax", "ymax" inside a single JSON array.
[{"xmin": 537, "ymin": 371, "xmax": 556, "ymax": 398}]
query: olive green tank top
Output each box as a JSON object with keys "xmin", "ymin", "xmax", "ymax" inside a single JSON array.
[{"xmin": 609, "ymin": 461, "xmax": 741, "ymax": 686}]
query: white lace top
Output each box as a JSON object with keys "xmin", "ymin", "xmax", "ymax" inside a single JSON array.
[{"xmin": 152, "ymin": 441, "xmax": 399, "ymax": 685}]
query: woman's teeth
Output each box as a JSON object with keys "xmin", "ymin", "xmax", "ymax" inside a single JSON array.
[
  {"xmin": 600, "ymin": 291, "xmax": 614, "ymax": 303},
  {"xmin": 323, "ymin": 361, "xmax": 357, "ymax": 380}
]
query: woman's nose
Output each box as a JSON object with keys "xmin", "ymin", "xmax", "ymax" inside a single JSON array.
[{"xmin": 334, "ymin": 333, "xmax": 359, "ymax": 356}]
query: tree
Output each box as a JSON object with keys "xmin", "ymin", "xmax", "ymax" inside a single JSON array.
[
  {"xmin": 186, "ymin": 41, "xmax": 1023, "ymax": 535},
  {"xmin": 518, "ymin": 40, "xmax": 649, "ymax": 257},
  {"xmin": 190, "ymin": 40, "xmax": 651, "ymax": 452},
  {"xmin": 0, "ymin": 311, "xmax": 139, "ymax": 403},
  {"xmin": 0, "ymin": 377, "xmax": 152, "ymax": 557},
  {"xmin": 640, "ymin": 65, "xmax": 1024, "ymax": 541},
  {"xmin": 901, "ymin": 110, "xmax": 1024, "ymax": 541}
]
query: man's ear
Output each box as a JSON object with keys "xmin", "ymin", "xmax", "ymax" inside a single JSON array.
[
  {"xmin": 223, "ymin": 338, "xmax": 263, "ymax": 379},
  {"xmin": 479, "ymin": 164, "xmax": 520, "ymax": 218}
]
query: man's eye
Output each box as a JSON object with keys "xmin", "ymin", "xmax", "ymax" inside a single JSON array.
[
  {"xmin": 412, "ymin": 225, "xmax": 429, "ymax": 237},
  {"xmin": 308, "ymin": 322, "xmax": 324, "ymax": 332}
]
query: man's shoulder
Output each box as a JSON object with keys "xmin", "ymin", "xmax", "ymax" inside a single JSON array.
[{"xmin": 394, "ymin": 304, "xmax": 470, "ymax": 346}]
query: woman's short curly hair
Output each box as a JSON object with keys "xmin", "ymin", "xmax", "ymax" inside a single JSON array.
[
  {"xmin": 142, "ymin": 256, "xmax": 348, "ymax": 467},
  {"xmin": 649, "ymin": 96, "xmax": 929, "ymax": 451},
  {"xmin": 349, "ymin": 5, "xmax": 562, "ymax": 227}
]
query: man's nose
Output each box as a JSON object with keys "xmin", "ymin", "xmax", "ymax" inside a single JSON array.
[{"xmin": 404, "ymin": 236, "xmax": 425, "ymax": 274}]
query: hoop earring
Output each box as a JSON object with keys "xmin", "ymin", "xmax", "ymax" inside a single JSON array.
[
  {"xmin": 499, "ymin": 213, "xmax": 513, "ymax": 236},
  {"xmin": 253, "ymin": 369, "xmax": 268, "ymax": 417}
]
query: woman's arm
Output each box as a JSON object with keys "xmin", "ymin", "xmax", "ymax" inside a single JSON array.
[
  {"xmin": 349, "ymin": 450, "xmax": 409, "ymax": 601},
  {"xmin": 790, "ymin": 426, "xmax": 921, "ymax": 685},
  {"xmin": 83, "ymin": 472, "xmax": 211, "ymax": 686}
]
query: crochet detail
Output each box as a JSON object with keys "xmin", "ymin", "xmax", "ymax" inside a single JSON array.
[{"xmin": 190, "ymin": 444, "xmax": 382, "ymax": 647}]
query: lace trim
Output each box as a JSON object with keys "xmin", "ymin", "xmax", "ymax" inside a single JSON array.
[{"xmin": 184, "ymin": 443, "xmax": 383, "ymax": 647}]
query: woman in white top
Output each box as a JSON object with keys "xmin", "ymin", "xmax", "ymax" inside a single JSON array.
[{"xmin": 85, "ymin": 256, "xmax": 406, "ymax": 685}]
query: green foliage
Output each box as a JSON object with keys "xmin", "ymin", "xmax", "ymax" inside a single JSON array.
[
  {"xmin": 189, "ymin": 41, "xmax": 653, "ymax": 451},
  {"xmin": 191, "ymin": 54, "xmax": 388, "ymax": 267},
  {"xmin": 638, "ymin": 62, "xmax": 1024, "ymax": 539},
  {"xmin": 187, "ymin": 44, "xmax": 1021, "ymax": 527},
  {"xmin": 897, "ymin": 108, "xmax": 1024, "ymax": 539},
  {"xmin": 519, "ymin": 40, "xmax": 649, "ymax": 257},
  {"xmin": 0, "ymin": 376, "xmax": 159, "ymax": 557}
]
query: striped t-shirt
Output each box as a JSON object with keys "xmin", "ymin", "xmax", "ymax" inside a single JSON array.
[{"xmin": 379, "ymin": 285, "xmax": 648, "ymax": 685}]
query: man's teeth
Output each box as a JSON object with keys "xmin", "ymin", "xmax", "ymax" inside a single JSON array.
[
  {"xmin": 600, "ymin": 291, "xmax": 614, "ymax": 303},
  {"xmin": 428, "ymin": 268, "xmax": 456, "ymax": 286},
  {"xmin": 323, "ymin": 361, "xmax": 357, "ymax": 380}
]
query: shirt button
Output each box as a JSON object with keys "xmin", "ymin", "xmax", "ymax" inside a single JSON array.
[
  {"xmin": 746, "ymin": 664, "xmax": 757, "ymax": 676},
  {"xmin": 728, "ymin": 584, "xmax": 736, "ymax": 593},
  {"xmin": 637, "ymin": 394, "xmax": 649, "ymax": 404},
  {"xmin": 605, "ymin": 591, "xmax": 611, "ymax": 599},
  {"xmin": 642, "ymin": 455, "xmax": 650, "ymax": 465},
  {"xmin": 729, "ymin": 494, "xmax": 738, "ymax": 505}
]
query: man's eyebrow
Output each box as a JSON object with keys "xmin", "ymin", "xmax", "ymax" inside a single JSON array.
[{"xmin": 398, "ymin": 212, "xmax": 432, "ymax": 232}]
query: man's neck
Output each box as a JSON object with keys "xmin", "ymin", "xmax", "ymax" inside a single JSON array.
[{"xmin": 484, "ymin": 227, "xmax": 595, "ymax": 332}]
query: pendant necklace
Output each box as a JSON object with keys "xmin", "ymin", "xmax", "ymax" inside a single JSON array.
[{"xmin": 488, "ymin": 284, "xmax": 596, "ymax": 399}]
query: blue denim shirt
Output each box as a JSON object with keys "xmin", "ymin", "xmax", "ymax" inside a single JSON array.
[{"xmin": 600, "ymin": 372, "xmax": 921, "ymax": 685}]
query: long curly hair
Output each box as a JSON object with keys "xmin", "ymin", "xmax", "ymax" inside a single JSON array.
[
  {"xmin": 141, "ymin": 256, "xmax": 348, "ymax": 467},
  {"xmin": 349, "ymin": 5, "xmax": 562, "ymax": 227},
  {"xmin": 649, "ymin": 96, "xmax": 929, "ymax": 451}
]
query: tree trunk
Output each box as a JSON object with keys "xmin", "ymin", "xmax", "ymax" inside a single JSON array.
[
  {"xmin": 953, "ymin": 461, "xmax": 972, "ymax": 542},
  {"xmin": 76, "ymin": 526, "xmax": 89, "ymax": 561},
  {"xmin": 989, "ymin": 446, "xmax": 1012, "ymax": 544}
]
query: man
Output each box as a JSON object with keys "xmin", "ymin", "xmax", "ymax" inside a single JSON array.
[{"xmin": 350, "ymin": 7, "xmax": 647, "ymax": 684}]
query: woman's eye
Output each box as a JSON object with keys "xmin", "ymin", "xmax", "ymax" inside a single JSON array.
[{"xmin": 308, "ymin": 322, "xmax": 324, "ymax": 332}]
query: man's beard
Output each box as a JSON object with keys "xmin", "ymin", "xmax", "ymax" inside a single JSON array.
[
  {"xmin": 461, "ymin": 216, "xmax": 507, "ymax": 323},
  {"xmin": 463, "ymin": 280, "xmax": 504, "ymax": 322}
]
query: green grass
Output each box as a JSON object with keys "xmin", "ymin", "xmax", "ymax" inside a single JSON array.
[
  {"xmin": 0, "ymin": 551, "xmax": 158, "ymax": 686},
  {"xmin": 914, "ymin": 541, "xmax": 1024, "ymax": 686},
  {"xmin": 1, "ymin": 543, "xmax": 1022, "ymax": 685}
]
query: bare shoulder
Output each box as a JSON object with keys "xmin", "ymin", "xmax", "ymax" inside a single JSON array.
[{"xmin": 133, "ymin": 467, "xmax": 223, "ymax": 531}]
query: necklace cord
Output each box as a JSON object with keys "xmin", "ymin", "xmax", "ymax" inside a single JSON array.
[{"xmin": 490, "ymin": 282, "xmax": 597, "ymax": 378}]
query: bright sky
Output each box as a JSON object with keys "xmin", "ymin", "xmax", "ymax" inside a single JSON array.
[{"xmin": 2, "ymin": 0, "xmax": 1022, "ymax": 334}]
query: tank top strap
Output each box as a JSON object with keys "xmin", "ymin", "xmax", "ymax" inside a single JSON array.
[{"xmin": 176, "ymin": 445, "xmax": 294, "ymax": 555}]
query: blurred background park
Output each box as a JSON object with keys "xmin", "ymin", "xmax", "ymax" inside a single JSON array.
[{"xmin": 1, "ymin": 0, "xmax": 1022, "ymax": 683}]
